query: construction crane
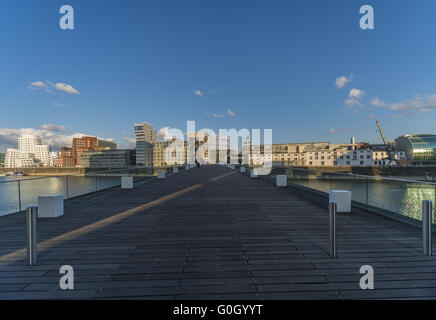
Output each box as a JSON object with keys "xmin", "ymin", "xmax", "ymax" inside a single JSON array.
[{"xmin": 376, "ymin": 120, "xmax": 395, "ymax": 166}]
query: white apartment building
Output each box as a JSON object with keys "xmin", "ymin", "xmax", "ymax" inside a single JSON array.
[
  {"xmin": 250, "ymin": 146, "xmax": 406, "ymax": 168},
  {"xmin": 49, "ymin": 151, "xmax": 59, "ymax": 167},
  {"xmin": 4, "ymin": 134, "xmax": 52, "ymax": 168},
  {"xmin": 135, "ymin": 122, "xmax": 157, "ymax": 166}
]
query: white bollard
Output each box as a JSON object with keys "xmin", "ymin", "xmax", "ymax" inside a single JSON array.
[
  {"xmin": 37, "ymin": 194, "xmax": 64, "ymax": 218},
  {"xmin": 250, "ymin": 169, "xmax": 258, "ymax": 178},
  {"xmin": 158, "ymin": 170, "xmax": 166, "ymax": 179},
  {"xmin": 173, "ymin": 167, "xmax": 178, "ymax": 173},
  {"xmin": 185, "ymin": 165, "xmax": 190, "ymax": 170},
  {"xmin": 240, "ymin": 167, "xmax": 246, "ymax": 173},
  {"xmin": 121, "ymin": 176, "xmax": 134, "ymax": 189},
  {"xmin": 276, "ymin": 175, "xmax": 287, "ymax": 187},
  {"xmin": 329, "ymin": 190, "xmax": 351, "ymax": 213}
]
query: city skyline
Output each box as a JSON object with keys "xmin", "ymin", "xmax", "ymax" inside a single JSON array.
[{"xmin": 2, "ymin": 1, "xmax": 436, "ymax": 152}]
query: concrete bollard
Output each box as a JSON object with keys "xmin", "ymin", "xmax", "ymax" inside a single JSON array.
[
  {"xmin": 240, "ymin": 167, "xmax": 246, "ymax": 173},
  {"xmin": 37, "ymin": 194, "xmax": 64, "ymax": 218},
  {"xmin": 329, "ymin": 190, "xmax": 351, "ymax": 213},
  {"xmin": 250, "ymin": 169, "xmax": 257, "ymax": 178},
  {"xmin": 276, "ymin": 175, "xmax": 287, "ymax": 187},
  {"xmin": 121, "ymin": 176, "xmax": 134, "ymax": 189},
  {"xmin": 158, "ymin": 170, "xmax": 166, "ymax": 179},
  {"xmin": 173, "ymin": 167, "xmax": 178, "ymax": 173}
]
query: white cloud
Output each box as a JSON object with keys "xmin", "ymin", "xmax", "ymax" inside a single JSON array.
[
  {"xmin": 39, "ymin": 124, "xmax": 70, "ymax": 132},
  {"xmin": 335, "ymin": 75, "xmax": 353, "ymax": 89},
  {"xmin": 194, "ymin": 90, "xmax": 203, "ymax": 97},
  {"xmin": 53, "ymin": 101, "xmax": 64, "ymax": 107},
  {"xmin": 389, "ymin": 94, "xmax": 436, "ymax": 112},
  {"xmin": 370, "ymin": 98, "xmax": 386, "ymax": 107},
  {"xmin": 345, "ymin": 98, "xmax": 363, "ymax": 108},
  {"xmin": 344, "ymin": 88, "xmax": 365, "ymax": 109},
  {"xmin": 28, "ymin": 81, "xmax": 79, "ymax": 95},
  {"xmin": 122, "ymin": 137, "xmax": 136, "ymax": 148},
  {"xmin": 29, "ymin": 81, "xmax": 49, "ymax": 89},
  {"xmin": 349, "ymin": 88, "xmax": 365, "ymax": 99},
  {"xmin": 212, "ymin": 108, "xmax": 236, "ymax": 118},
  {"xmin": 157, "ymin": 127, "xmax": 172, "ymax": 141},
  {"xmin": 329, "ymin": 128, "xmax": 336, "ymax": 134},
  {"xmin": 54, "ymin": 83, "xmax": 79, "ymax": 95},
  {"xmin": 367, "ymin": 113, "xmax": 376, "ymax": 119}
]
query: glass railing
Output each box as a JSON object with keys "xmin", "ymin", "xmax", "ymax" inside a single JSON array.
[
  {"xmin": 241, "ymin": 166, "xmax": 436, "ymax": 229},
  {"xmin": 0, "ymin": 167, "xmax": 162, "ymax": 217}
]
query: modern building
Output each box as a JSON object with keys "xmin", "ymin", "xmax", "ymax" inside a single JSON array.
[
  {"xmin": 395, "ymin": 134, "xmax": 436, "ymax": 165},
  {"xmin": 49, "ymin": 151, "xmax": 59, "ymax": 167},
  {"xmin": 4, "ymin": 134, "xmax": 52, "ymax": 168},
  {"xmin": 249, "ymin": 140, "xmax": 406, "ymax": 167},
  {"xmin": 56, "ymin": 147, "xmax": 75, "ymax": 167},
  {"xmin": 0, "ymin": 152, "xmax": 5, "ymax": 167},
  {"xmin": 135, "ymin": 122, "xmax": 156, "ymax": 167},
  {"xmin": 79, "ymin": 149, "xmax": 136, "ymax": 168},
  {"xmin": 72, "ymin": 136, "xmax": 117, "ymax": 166}
]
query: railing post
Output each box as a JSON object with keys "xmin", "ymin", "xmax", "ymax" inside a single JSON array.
[
  {"xmin": 422, "ymin": 200, "xmax": 432, "ymax": 256},
  {"xmin": 26, "ymin": 206, "xmax": 37, "ymax": 265},
  {"xmin": 18, "ymin": 180, "xmax": 22, "ymax": 213},
  {"xmin": 366, "ymin": 177, "xmax": 369, "ymax": 209},
  {"xmin": 65, "ymin": 176, "xmax": 69, "ymax": 199},
  {"xmin": 329, "ymin": 202, "xmax": 337, "ymax": 259}
]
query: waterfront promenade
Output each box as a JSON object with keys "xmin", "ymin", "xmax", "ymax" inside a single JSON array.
[{"xmin": 0, "ymin": 166, "xmax": 435, "ymax": 299}]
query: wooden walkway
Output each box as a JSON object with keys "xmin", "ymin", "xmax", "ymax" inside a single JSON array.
[{"xmin": 0, "ymin": 166, "xmax": 435, "ymax": 300}]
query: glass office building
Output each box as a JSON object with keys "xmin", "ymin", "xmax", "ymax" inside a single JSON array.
[{"xmin": 395, "ymin": 134, "xmax": 436, "ymax": 165}]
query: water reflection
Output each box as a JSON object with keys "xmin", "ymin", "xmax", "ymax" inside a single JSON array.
[
  {"xmin": 0, "ymin": 175, "xmax": 123, "ymax": 216},
  {"xmin": 289, "ymin": 173, "xmax": 435, "ymax": 222}
]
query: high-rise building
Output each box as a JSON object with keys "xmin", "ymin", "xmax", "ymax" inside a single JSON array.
[
  {"xmin": 4, "ymin": 134, "xmax": 51, "ymax": 168},
  {"xmin": 135, "ymin": 122, "xmax": 156, "ymax": 166}
]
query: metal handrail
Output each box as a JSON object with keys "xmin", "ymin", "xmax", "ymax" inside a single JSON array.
[
  {"xmin": 0, "ymin": 167, "xmax": 145, "ymax": 184},
  {"xmin": 287, "ymin": 167, "xmax": 436, "ymax": 186}
]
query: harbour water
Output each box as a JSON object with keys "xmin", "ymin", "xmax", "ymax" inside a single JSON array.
[
  {"xmin": 288, "ymin": 174, "xmax": 436, "ymax": 222},
  {"xmin": 0, "ymin": 175, "xmax": 124, "ymax": 216}
]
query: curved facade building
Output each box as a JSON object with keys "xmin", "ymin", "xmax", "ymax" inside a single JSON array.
[{"xmin": 395, "ymin": 134, "xmax": 436, "ymax": 165}]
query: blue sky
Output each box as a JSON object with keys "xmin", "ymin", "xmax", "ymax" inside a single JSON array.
[{"xmin": 1, "ymin": 0, "xmax": 436, "ymax": 151}]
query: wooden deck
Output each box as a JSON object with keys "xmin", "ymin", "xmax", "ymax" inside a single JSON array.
[{"xmin": 0, "ymin": 165, "xmax": 435, "ymax": 300}]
